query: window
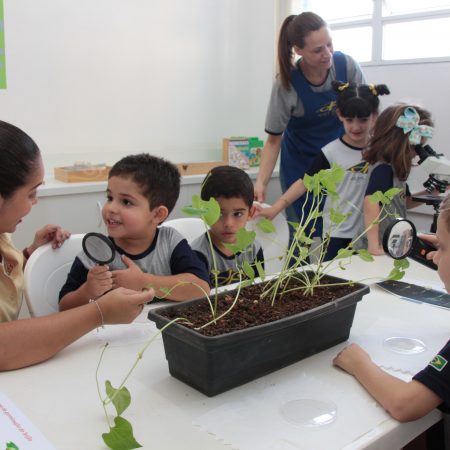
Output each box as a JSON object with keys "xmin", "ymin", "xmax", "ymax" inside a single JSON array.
[{"xmin": 290, "ymin": 0, "xmax": 450, "ymax": 63}]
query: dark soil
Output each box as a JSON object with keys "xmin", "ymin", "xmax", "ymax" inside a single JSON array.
[{"xmin": 160, "ymin": 275, "xmax": 363, "ymax": 336}]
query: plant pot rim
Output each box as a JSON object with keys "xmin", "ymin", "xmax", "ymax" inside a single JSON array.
[{"xmin": 148, "ymin": 272, "xmax": 370, "ymax": 344}]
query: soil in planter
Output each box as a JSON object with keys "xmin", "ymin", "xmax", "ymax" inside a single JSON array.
[{"xmin": 161, "ymin": 276, "xmax": 362, "ymax": 336}]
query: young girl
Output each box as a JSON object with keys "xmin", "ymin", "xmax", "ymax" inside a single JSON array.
[
  {"xmin": 356, "ymin": 103, "xmax": 434, "ymax": 255},
  {"xmin": 255, "ymin": 81, "xmax": 389, "ymax": 260}
]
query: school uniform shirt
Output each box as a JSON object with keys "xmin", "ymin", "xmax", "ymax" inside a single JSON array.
[
  {"xmin": 191, "ymin": 233, "xmax": 264, "ymax": 287},
  {"xmin": 59, "ymin": 226, "xmax": 209, "ymax": 300},
  {"xmin": 265, "ymin": 52, "xmax": 364, "ymax": 231},
  {"xmin": 306, "ymin": 137, "xmax": 369, "ymax": 239},
  {"xmin": 414, "ymin": 340, "xmax": 450, "ymax": 411},
  {"xmin": 0, "ymin": 233, "xmax": 25, "ymax": 322},
  {"xmin": 353, "ymin": 163, "xmax": 409, "ymax": 251}
]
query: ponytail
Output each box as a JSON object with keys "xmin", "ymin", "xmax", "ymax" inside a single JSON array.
[
  {"xmin": 278, "ymin": 15, "xmax": 296, "ymax": 91},
  {"xmin": 277, "ymin": 12, "xmax": 327, "ymax": 90}
]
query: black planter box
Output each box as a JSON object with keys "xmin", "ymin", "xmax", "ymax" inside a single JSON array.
[{"xmin": 148, "ymin": 275, "xmax": 370, "ymax": 396}]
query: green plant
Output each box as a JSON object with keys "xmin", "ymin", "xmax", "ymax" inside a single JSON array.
[{"xmin": 256, "ymin": 164, "xmax": 408, "ymax": 305}]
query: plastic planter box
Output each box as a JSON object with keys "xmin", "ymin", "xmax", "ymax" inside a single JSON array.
[{"xmin": 148, "ymin": 275, "xmax": 370, "ymax": 397}]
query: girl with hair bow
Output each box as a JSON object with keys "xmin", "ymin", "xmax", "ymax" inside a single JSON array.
[{"xmin": 354, "ymin": 103, "xmax": 435, "ymax": 255}]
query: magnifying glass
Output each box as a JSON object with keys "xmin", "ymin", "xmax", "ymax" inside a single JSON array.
[
  {"xmin": 382, "ymin": 218, "xmax": 437, "ymax": 270},
  {"xmin": 82, "ymin": 232, "xmax": 116, "ymax": 265}
]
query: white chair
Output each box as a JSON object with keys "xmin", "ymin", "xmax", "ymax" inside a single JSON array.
[
  {"xmin": 162, "ymin": 218, "xmax": 205, "ymax": 243},
  {"xmin": 23, "ymin": 234, "xmax": 84, "ymax": 317},
  {"xmin": 247, "ymin": 204, "xmax": 289, "ymax": 275}
]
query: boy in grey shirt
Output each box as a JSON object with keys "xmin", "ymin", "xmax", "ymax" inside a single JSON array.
[{"xmin": 191, "ymin": 166, "xmax": 264, "ymax": 287}]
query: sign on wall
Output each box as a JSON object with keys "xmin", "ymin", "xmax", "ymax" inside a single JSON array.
[{"xmin": 0, "ymin": 0, "xmax": 6, "ymax": 89}]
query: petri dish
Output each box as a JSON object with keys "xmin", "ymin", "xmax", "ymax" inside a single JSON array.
[
  {"xmin": 280, "ymin": 398, "xmax": 337, "ymax": 428},
  {"xmin": 383, "ymin": 336, "xmax": 427, "ymax": 354}
]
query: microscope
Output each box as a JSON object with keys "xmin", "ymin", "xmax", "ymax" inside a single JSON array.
[{"xmin": 412, "ymin": 144, "xmax": 450, "ymax": 232}]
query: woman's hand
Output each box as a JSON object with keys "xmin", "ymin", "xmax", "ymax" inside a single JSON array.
[
  {"xmin": 96, "ymin": 287, "xmax": 155, "ymax": 324},
  {"xmin": 28, "ymin": 224, "xmax": 71, "ymax": 255},
  {"xmin": 254, "ymin": 180, "xmax": 267, "ymax": 203}
]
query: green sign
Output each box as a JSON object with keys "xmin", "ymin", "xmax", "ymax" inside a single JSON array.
[
  {"xmin": 0, "ymin": 0, "xmax": 6, "ymax": 89},
  {"xmin": 430, "ymin": 354, "xmax": 448, "ymax": 372}
]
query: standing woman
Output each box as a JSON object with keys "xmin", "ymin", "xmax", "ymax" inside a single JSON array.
[{"xmin": 254, "ymin": 12, "xmax": 365, "ymax": 231}]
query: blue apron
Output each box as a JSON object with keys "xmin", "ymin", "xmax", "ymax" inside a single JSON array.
[{"xmin": 280, "ymin": 51, "xmax": 347, "ymax": 236}]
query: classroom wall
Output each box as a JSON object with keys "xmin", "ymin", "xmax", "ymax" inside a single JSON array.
[{"xmin": 0, "ymin": 0, "xmax": 276, "ymax": 173}]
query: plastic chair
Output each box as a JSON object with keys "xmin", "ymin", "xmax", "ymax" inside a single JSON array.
[
  {"xmin": 246, "ymin": 204, "xmax": 289, "ymax": 275},
  {"xmin": 23, "ymin": 234, "xmax": 84, "ymax": 317},
  {"xmin": 162, "ymin": 218, "xmax": 206, "ymax": 243}
]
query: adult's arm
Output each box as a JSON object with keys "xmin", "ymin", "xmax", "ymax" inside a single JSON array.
[
  {"xmin": 0, "ymin": 287, "xmax": 152, "ymax": 371},
  {"xmin": 254, "ymin": 134, "xmax": 283, "ymax": 202},
  {"xmin": 333, "ymin": 343, "xmax": 442, "ymax": 422}
]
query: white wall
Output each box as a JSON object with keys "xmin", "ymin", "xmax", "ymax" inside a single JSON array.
[{"xmin": 0, "ymin": 0, "xmax": 276, "ymax": 173}]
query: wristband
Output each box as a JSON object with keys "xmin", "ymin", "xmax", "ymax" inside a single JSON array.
[{"xmin": 89, "ymin": 299, "xmax": 105, "ymax": 330}]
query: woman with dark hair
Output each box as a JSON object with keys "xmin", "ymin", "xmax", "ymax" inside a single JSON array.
[
  {"xmin": 0, "ymin": 120, "xmax": 154, "ymax": 370},
  {"xmin": 254, "ymin": 12, "xmax": 365, "ymax": 235}
]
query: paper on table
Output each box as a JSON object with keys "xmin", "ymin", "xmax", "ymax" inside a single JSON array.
[
  {"xmin": 350, "ymin": 316, "xmax": 447, "ymax": 374},
  {"xmin": 0, "ymin": 392, "xmax": 57, "ymax": 449},
  {"xmin": 93, "ymin": 321, "xmax": 159, "ymax": 347},
  {"xmin": 193, "ymin": 373, "xmax": 388, "ymax": 450}
]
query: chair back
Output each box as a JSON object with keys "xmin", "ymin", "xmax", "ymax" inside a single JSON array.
[
  {"xmin": 162, "ymin": 218, "xmax": 205, "ymax": 243},
  {"xmin": 23, "ymin": 234, "xmax": 84, "ymax": 317},
  {"xmin": 247, "ymin": 204, "xmax": 289, "ymax": 275}
]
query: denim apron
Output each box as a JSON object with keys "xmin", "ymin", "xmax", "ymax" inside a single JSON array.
[{"xmin": 280, "ymin": 51, "xmax": 347, "ymax": 237}]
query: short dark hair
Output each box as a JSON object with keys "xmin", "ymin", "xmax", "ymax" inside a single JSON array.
[
  {"xmin": 109, "ymin": 153, "xmax": 180, "ymax": 212},
  {"xmin": 201, "ymin": 165, "xmax": 254, "ymax": 208},
  {"xmin": 0, "ymin": 121, "xmax": 41, "ymax": 199}
]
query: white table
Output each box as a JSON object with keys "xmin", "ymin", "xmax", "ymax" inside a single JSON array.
[{"xmin": 0, "ymin": 257, "xmax": 447, "ymax": 449}]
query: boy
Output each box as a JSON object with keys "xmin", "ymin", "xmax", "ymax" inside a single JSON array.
[
  {"xmin": 191, "ymin": 165, "xmax": 264, "ymax": 287},
  {"xmin": 333, "ymin": 191, "xmax": 450, "ymax": 447},
  {"xmin": 59, "ymin": 154, "xmax": 210, "ymax": 310}
]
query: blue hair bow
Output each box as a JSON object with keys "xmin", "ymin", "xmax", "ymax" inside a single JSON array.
[{"xmin": 396, "ymin": 107, "xmax": 433, "ymax": 145}]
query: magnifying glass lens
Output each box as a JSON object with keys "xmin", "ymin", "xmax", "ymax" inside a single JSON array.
[{"xmin": 82, "ymin": 232, "xmax": 116, "ymax": 265}]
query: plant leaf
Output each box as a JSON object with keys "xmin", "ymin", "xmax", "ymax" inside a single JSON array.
[
  {"xmin": 242, "ymin": 260, "xmax": 255, "ymax": 279},
  {"xmin": 102, "ymin": 416, "xmax": 142, "ymax": 450},
  {"xmin": 105, "ymin": 381, "xmax": 131, "ymax": 416},
  {"xmin": 256, "ymin": 217, "xmax": 276, "ymax": 234},
  {"xmin": 255, "ymin": 260, "xmax": 266, "ymax": 280},
  {"xmin": 223, "ymin": 228, "xmax": 256, "ymax": 254},
  {"xmin": 356, "ymin": 249, "xmax": 374, "ymax": 262}
]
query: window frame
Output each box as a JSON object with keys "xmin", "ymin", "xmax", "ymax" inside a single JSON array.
[{"xmin": 284, "ymin": 0, "xmax": 450, "ymax": 66}]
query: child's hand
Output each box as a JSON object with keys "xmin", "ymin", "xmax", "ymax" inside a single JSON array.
[
  {"xmin": 333, "ymin": 343, "xmax": 372, "ymax": 375},
  {"xmin": 418, "ymin": 233, "xmax": 438, "ymax": 260},
  {"xmin": 368, "ymin": 244, "xmax": 385, "ymax": 256},
  {"xmin": 253, "ymin": 203, "xmax": 278, "ymax": 220},
  {"xmin": 28, "ymin": 224, "xmax": 71, "ymax": 255},
  {"xmin": 86, "ymin": 265, "xmax": 113, "ymax": 298},
  {"xmin": 111, "ymin": 255, "xmax": 145, "ymax": 291}
]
